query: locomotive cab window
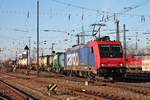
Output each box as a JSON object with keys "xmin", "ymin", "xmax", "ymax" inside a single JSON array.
[
  {"xmin": 110, "ymin": 45, "xmax": 123, "ymax": 58},
  {"xmin": 99, "ymin": 45, "xmax": 123, "ymax": 58},
  {"xmin": 100, "ymin": 45, "xmax": 109, "ymax": 58}
]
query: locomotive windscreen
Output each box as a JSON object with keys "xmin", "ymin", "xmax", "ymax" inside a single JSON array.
[{"xmin": 99, "ymin": 45, "xmax": 123, "ymax": 58}]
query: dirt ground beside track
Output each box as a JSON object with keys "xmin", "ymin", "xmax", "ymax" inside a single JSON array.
[{"xmin": 0, "ymin": 68, "xmax": 150, "ymax": 100}]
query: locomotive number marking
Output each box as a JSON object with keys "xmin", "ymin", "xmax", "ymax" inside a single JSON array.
[{"xmin": 67, "ymin": 53, "xmax": 79, "ymax": 66}]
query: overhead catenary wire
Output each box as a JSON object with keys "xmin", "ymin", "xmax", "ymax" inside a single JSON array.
[
  {"xmin": 0, "ymin": 9, "xmax": 150, "ymax": 19},
  {"xmin": 50, "ymin": 0, "xmax": 150, "ymax": 20},
  {"xmin": 0, "ymin": 0, "xmax": 149, "ymax": 18},
  {"xmin": 50, "ymin": 0, "xmax": 106, "ymax": 13},
  {"xmin": 1, "ymin": 0, "xmax": 148, "ymax": 18},
  {"xmin": 48, "ymin": 0, "xmax": 150, "ymax": 35},
  {"xmin": 99, "ymin": 0, "xmax": 150, "ymax": 23},
  {"xmin": 0, "ymin": 2, "xmax": 150, "ymax": 38}
]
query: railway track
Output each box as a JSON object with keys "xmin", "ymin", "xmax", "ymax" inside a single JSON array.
[
  {"xmin": 125, "ymin": 72, "xmax": 150, "ymax": 82},
  {"xmin": 34, "ymin": 72, "xmax": 150, "ymax": 100},
  {"xmin": 3, "ymin": 66, "xmax": 150, "ymax": 82},
  {"xmin": 8, "ymin": 69, "xmax": 150, "ymax": 95},
  {"xmin": 1, "ymin": 69, "xmax": 150, "ymax": 100},
  {"xmin": 67, "ymin": 86, "xmax": 126, "ymax": 100},
  {"xmin": 89, "ymin": 76, "xmax": 150, "ymax": 97},
  {"xmin": 93, "ymin": 81, "xmax": 150, "ymax": 96},
  {"xmin": 48, "ymin": 73, "xmax": 150, "ymax": 99},
  {"xmin": 49, "ymin": 72, "xmax": 150, "ymax": 97},
  {"xmin": 0, "ymin": 79, "xmax": 38, "ymax": 100}
]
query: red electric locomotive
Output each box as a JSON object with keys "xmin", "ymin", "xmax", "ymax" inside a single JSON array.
[
  {"xmin": 65, "ymin": 36, "xmax": 126, "ymax": 78},
  {"xmin": 88, "ymin": 36, "xmax": 126, "ymax": 77}
]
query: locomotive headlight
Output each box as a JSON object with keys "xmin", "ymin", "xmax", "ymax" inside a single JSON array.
[
  {"xmin": 101, "ymin": 64, "xmax": 104, "ymax": 67},
  {"xmin": 120, "ymin": 63, "xmax": 123, "ymax": 66}
]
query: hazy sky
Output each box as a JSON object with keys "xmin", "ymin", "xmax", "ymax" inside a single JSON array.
[{"xmin": 0, "ymin": 0, "xmax": 150, "ymax": 60}]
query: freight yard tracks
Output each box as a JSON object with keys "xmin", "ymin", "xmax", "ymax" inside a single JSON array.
[
  {"xmin": 126, "ymin": 72, "xmax": 150, "ymax": 81},
  {"xmin": 93, "ymin": 81, "xmax": 150, "ymax": 97},
  {"xmin": 0, "ymin": 71, "xmax": 150, "ymax": 100},
  {"xmin": 0, "ymin": 79, "xmax": 38, "ymax": 100}
]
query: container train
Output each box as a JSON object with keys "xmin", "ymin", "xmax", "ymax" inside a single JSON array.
[
  {"xmin": 63, "ymin": 36, "xmax": 126, "ymax": 78},
  {"xmin": 17, "ymin": 36, "xmax": 126, "ymax": 78},
  {"xmin": 39, "ymin": 55, "xmax": 53, "ymax": 70}
]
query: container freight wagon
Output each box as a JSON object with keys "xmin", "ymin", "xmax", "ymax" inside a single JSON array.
[
  {"xmin": 39, "ymin": 55, "xmax": 53, "ymax": 70},
  {"xmin": 64, "ymin": 36, "xmax": 126, "ymax": 78},
  {"xmin": 53, "ymin": 52, "xmax": 65, "ymax": 68},
  {"xmin": 142, "ymin": 59, "xmax": 150, "ymax": 72},
  {"xmin": 17, "ymin": 58, "xmax": 27, "ymax": 69},
  {"xmin": 141, "ymin": 56, "xmax": 150, "ymax": 72},
  {"xmin": 52, "ymin": 52, "xmax": 65, "ymax": 72}
]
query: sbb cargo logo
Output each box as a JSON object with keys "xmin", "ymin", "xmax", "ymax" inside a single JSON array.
[{"xmin": 67, "ymin": 53, "xmax": 79, "ymax": 66}]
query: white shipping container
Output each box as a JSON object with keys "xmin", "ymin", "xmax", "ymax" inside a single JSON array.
[{"xmin": 142, "ymin": 60, "xmax": 150, "ymax": 71}]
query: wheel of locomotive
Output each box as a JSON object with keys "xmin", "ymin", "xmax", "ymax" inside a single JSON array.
[
  {"xmin": 73, "ymin": 70, "xmax": 77, "ymax": 76},
  {"xmin": 76, "ymin": 71, "xmax": 79, "ymax": 77},
  {"xmin": 89, "ymin": 72, "xmax": 95, "ymax": 80},
  {"xmin": 64, "ymin": 70, "xmax": 71, "ymax": 76},
  {"xmin": 82, "ymin": 71, "xmax": 88, "ymax": 78},
  {"xmin": 69, "ymin": 70, "xmax": 73, "ymax": 76},
  {"xmin": 112, "ymin": 69, "xmax": 126, "ymax": 81},
  {"xmin": 78, "ymin": 71, "xmax": 87, "ymax": 78},
  {"xmin": 78, "ymin": 71, "xmax": 82, "ymax": 77},
  {"xmin": 70, "ymin": 70, "xmax": 73, "ymax": 76},
  {"xmin": 64, "ymin": 70, "xmax": 68, "ymax": 76}
]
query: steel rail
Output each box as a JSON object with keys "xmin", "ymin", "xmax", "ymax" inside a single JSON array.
[{"xmin": 0, "ymin": 79, "xmax": 38, "ymax": 100}]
